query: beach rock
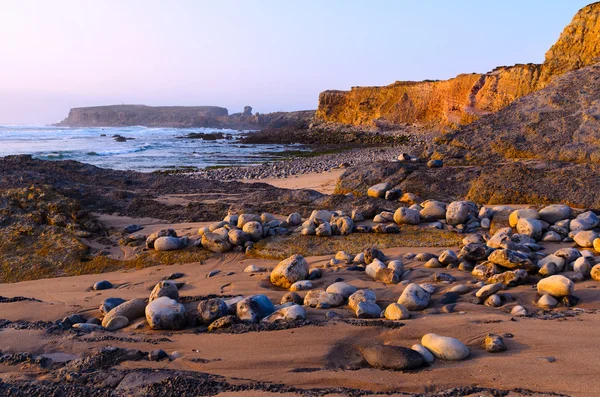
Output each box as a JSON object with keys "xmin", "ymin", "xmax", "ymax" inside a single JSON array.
[
  {"xmin": 149, "ymin": 280, "xmax": 179, "ymax": 303},
  {"xmin": 485, "ymin": 294, "xmax": 502, "ymax": 307},
  {"xmin": 516, "ymin": 218, "xmax": 543, "ymax": 241},
  {"xmin": 355, "ymin": 301, "xmax": 382, "ymax": 318},
  {"xmin": 335, "ymin": 251, "xmax": 353, "ymax": 264},
  {"xmin": 73, "ymin": 323, "xmax": 103, "ymax": 332},
  {"xmin": 360, "ymin": 344, "xmax": 424, "ymax": 370},
  {"xmin": 427, "ymin": 159, "xmax": 443, "ymax": 168},
  {"xmin": 573, "ymin": 256, "xmax": 593, "ymax": 275},
  {"xmin": 365, "ymin": 259, "xmax": 386, "ymax": 279},
  {"xmin": 475, "ymin": 283, "xmax": 503, "ymax": 300},
  {"xmin": 393, "ymin": 207, "xmax": 420, "ymax": 225},
  {"xmin": 419, "ymin": 204, "xmax": 446, "ymax": 221},
  {"xmin": 99, "ymin": 298, "xmax": 127, "ymax": 316},
  {"xmin": 367, "ymin": 182, "xmax": 391, "ymax": 198},
  {"xmin": 93, "ymin": 280, "xmax": 113, "ymax": 291},
  {"xmin": 570, "ymin": 211, "xmax": 599, "ymax": 231},
  {"xmin": 488, "ymin": 249, "xmax": 536, "ymax": 272},
  {"xmin": 308, "ymin": 210, "xmax": 336, "ymax": 223},
  {"xmin": 242, "ymin": 221, "xmax": 263, "ymax": 242},
  {"xmin": 263, "ymin": 304, "xmax": 306, "ymax": 323},
  {"xmin": 421, "ymin": 333, "xmax": 470, "ymax": 361},
  {"xmin": 104, "ymin": 316, "xmax": 129, "ymax": 331},
  {"xmin": 539, "ymin": 204, "xmax": 571, "ymax": 224},
  {"xmin": 364, "ymin": 247, "xmax": 385, "ymax": 264},
  {"xmin": 348, "ymin": 289, "xmax": 377, "ymax": 311},
  {"xmin": 228, "ymin": 229, "xmax": 249, "ymax": 246},
  {"xmin": 487, "ymin": 269, "xmax": 528, "ymax": 287},
  {"xmin": 542, "ymin": 231, "xmax": 562, "ymax": 242},
  {"xmin": 439, "ymin": 250, "xmax": 458, "ymax": 265},
  {"xmin": 538, "ymin": 254, "xmax": 566, "ymax": 272},
  {"xmin": 326, "ymin": 282, "xmax": 357, "ymax": 298},
  {"xmin": 280, "ymin": 292, "xmax": 303, "ymax": 305},
  {"xmin": 270, "ymin": 254, "xmax": 309, "ymax": 289},
  {"xmin": 555, "ymin": 247, "xmax": 582, "ymax": 263},
  {"xmin": 384, "ymin": 303, "xmax": 410, "ymax": 320},
  {"xmin": 411, "ymin": 344, "xmax": 434, "ymax": 365},
  {"xmin": 509, "ymin": 209, "xmax": 540, "ymax": 227},
  {"xmin": 145, "ymin": 297, "xmax": 187, "ymax": 330},
  {"xmin": 484, "ymin": 334, "xmax": 507, "ymax": 353},
  {"xmin": 287, "ymin": 213, "xmax": 302, "ymax": 226},
  {"xmin": 237, "ymin": 213, "xmax": 261, "ymax": 228},
  {"xmin": 146, "ymin": 229, "xmax": 177, "ymax": 249},
  {"xmin": 244, "ymin": 264, "xmax": 264, "ymax": 273},
  {"xmin": 446, "ymin": 201, "xmax": 476, "ymax": 225},
  {"xmin": 539, "ymin": 262, "xmax": 558, "ymax": 277},
  {"xmin": 202, "ymin": 232, "xmax": 233, "ymax": 253},
  {"xmin": 537, "ymin": 275, "xmax": 574, "ymax": 298},
  {"xmin": 290, "ymin": 280, "xmax": 313, "ymax": 291},
  {"xmin": 102, "ymin": 298, "xmax": 146, "ymax": 329},
  {"xmin": 236, "ymin": 294, "xmax": 275, "ymax": 323},
  {"xmin": 332, "ymin": 216, "xmax": 354, "ymax": 235},
  {"xmin": 538, "ymin": 293, "xmax": 559, "ymax": 309},
  {"xmin": 223, "ymin": 214, "xmax": 239, "ymax": 225},
  {"xmin": 424, "ymin": 258, "xmax": 443, "ymax": 268},
  {"xmin": 315, "ymin": 222, "xmax": 332, "ymax": 237},
  {"xmin": 510, "ymin": 305, "xmax": 528, "ymax": 316},
  {"xmin": 591, "ymin": 264, "xmax": 600, "ymax": 281},
  {"xmin": 387, "ymin": 260, "xmax": 404, "ymax": 275},
  {"xmin": 385, "ymin": 189, "xmax": 402, "ymax": 201},
  {"xmin": 397, "ymin": 283, "xmax": 430, "ymax": 311},
  {"xmin": 154, "ymin": 236, "xmax": 188, "ymax": 252},
  {"xmin": 574, "ymin": 230, "xmax": 599, "ymax": 248},
  {"xmin": 304, "ymin": 290, "xmax": 344, "ymax": 308},
  {"xmin": 419, "ymin": 283, "xmax": 436, "ymax": 294},
  {"xmin": 415, "ymin": 252, "xmax": 437, "ymax": 262},
  {"xmin": 197, "ymin": 298, "xmax": 228, "ymax": 325},
  {"xmin": 208, "ymin": 315, "xmax": 237, "ymax": 331}
]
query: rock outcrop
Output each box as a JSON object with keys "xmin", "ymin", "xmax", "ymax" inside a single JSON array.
[
  {"xmin": 56, "ymin": 104, "xmax": 315, "ymax": 130},
  {"xmin": 316, "ymin": 2, "xmax": 600, "ymax": 128}
]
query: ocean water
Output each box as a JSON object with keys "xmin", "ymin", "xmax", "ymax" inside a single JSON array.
[{"xmin": 0, "ymin": 125, "xmax": 307, "ymax": 172}]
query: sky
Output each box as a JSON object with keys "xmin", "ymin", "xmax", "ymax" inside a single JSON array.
[{"xmin": 0, "ymin": 0, "xmax": 592, "ymax": 124}]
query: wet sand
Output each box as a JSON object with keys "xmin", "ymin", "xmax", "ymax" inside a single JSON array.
[{"xmin": 1, "ymin": 244, "xmax": 599, "ymax": 396}]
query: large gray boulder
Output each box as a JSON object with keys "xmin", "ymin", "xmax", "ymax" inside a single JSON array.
[
  {"xmin": 202, "ymin": 232, "xmax": 233, "ymax": 253},
  {"xmin": 149, "ymin": 280, "xmax": 179, "ymax": 303},
  {"xmin": 236, "ymin": 295, "xmax": 275, "ymax": 323},
  {"xmin": 539, "ymin": 204, "xmax": 571, "ymax": 224},
  {"xmin": 270, "ymin": 254, "xmax": 309, "ymax": 289},
  {"xmin": 145, "ymin": 296, "xmax": 187, "ymax": 330},
  {"xmin": 446, "ymin": 201, "xmax": 476, "ymax": 225},
  {"xmin": 393, "ymin": 207, "xmax": 420, "ymax": 225},
  {"xmin": 397, "ymin": 283, "xmax": 430, "ymax": 311},
  {"xmin": 570, "ymin": 211, "xmax": 599, "ymax": 231},
  {"xmin": 154, "ymin": 236, "xmax": 188, "ymax": 252},
  {"xmin": 197, "ymin": 298, "xmax": 228, "ymax": 325}
]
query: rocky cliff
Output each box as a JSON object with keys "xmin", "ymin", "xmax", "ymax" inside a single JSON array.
[
  {"xmin": 317, "ymin": 2, "xmax": 600, "ymax": 128},
  {"xmin": 56, "ymin": 105, "xmax": 315, "ymax": 130}
]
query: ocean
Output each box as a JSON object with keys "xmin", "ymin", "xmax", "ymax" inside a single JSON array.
[{"xmin": 0, "ymin": 125, "xmax": 307, "ymax": 172}]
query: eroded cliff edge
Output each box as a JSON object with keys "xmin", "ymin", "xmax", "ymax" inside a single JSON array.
[{"xmin": 316, "ymin": 2, "xmax": 600, "ymax": 128}]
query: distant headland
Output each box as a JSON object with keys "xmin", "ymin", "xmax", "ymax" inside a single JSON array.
[{"xmin": 55, "ymin": 104, "xmax": 314, "ymax": 130}]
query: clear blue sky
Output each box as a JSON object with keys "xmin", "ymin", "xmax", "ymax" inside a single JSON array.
[{"xmin": 0, "ymin": 0, "xmax": 592, "ymax": 124}]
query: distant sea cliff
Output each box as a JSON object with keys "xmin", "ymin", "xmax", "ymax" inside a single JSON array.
[{"xmin": 56, "ymin": 104, "xmax": 314, "ymax": 130}]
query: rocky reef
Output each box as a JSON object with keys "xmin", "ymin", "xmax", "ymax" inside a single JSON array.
[
  {"xmin": 56, "ymin": 104, "xmax": 315, "ymax": 130},
  {"xmin": 316, "ymin": 2, "xmax": 600, "ymax": 128}
]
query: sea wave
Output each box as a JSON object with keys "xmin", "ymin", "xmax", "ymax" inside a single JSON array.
[{"xmin": 89, "ymin": 145, "xmax": 152, "ymax": 156}]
